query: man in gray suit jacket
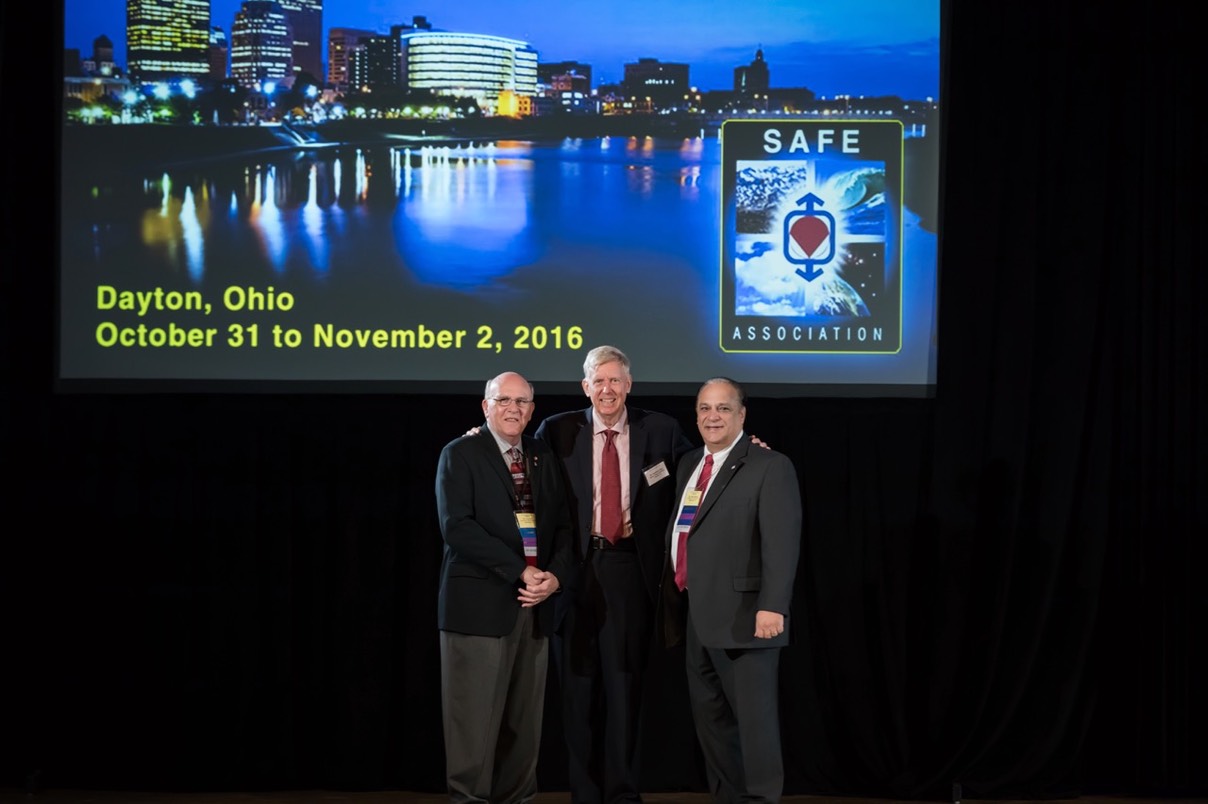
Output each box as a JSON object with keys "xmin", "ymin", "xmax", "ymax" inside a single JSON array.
[
  {"xmin": 661, "ymin": 377, "xmax": 802, "ymax": 804},
  {"xmin": 436, "ymin": 371, "xmax": 575, "ymax": 804}
]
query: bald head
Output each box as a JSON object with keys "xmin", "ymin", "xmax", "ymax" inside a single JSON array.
[{"xmin": 482, "ymin": 371, "xmax": 536, "ymax": 445}]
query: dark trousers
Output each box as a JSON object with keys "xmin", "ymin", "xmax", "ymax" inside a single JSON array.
[
  {"xmin": 441, "ymin": 609, "xmax": 548, "ymax": 804},
  {"xmin": 556, "ymin": 547, "xmax": 652, "ymax": 804},
  {"xmin": 685, "ymin": 613, "xmax": 783, "ymax": 804}
]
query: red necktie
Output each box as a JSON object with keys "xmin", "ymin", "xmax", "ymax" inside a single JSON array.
[
  {"xmin": 674, "ymin": 453, "xmax": 713, "ymax": 591},
  {"xmin": 600, "ymin": 429, "xmax": 623, "ymax": 543}
]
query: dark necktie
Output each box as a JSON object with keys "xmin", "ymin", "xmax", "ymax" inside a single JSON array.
[
  {"xmin": 508, "ymin": 447, "xmax": 533, "ymax": 513},
  {"xmin": 600, "ymin": 429, "xmax": 623, "ymax": 542},
  {"xmin": 509, "ymin": 446, "xmax": 538, "ymax": 567},
  {"xmin": 674, "ymin": 453, "xmax": 713, "ymax": 591}
]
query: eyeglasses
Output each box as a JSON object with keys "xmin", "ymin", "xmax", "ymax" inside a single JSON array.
[{"xmin": 489, "ymin": 396, "xmax": 534, "ymax": 408}]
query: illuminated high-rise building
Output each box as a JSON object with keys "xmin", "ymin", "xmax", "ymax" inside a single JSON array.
[
  {"xmin": 230, "ymin": 0, "xmax": 292, "ymax": 88},
  {"xmin": 348, "ymin": 34, "xmax": 395, "ymax": 91},
  {"xmin": 390, "ymin": 16, "xmax": 432, "ymax": 83},
  {"xmin": 396, "ymin": 30, "xmax": 537, "ymax": 113},
  {"xmin": 126, "ymin": 0, "xmax": 210, "ymax": 82},
  {"xmin": 279, "ymin": 0, "xmax": 323, "ymax": 80},
  {"xmin": 327, "ymin": 27, "xmax": 375, "ymax": 89},
  {"xmin": 209, "ymin": 27, "xmax": 229, "ymax": 80}
]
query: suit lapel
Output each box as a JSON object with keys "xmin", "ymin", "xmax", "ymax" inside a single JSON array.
[
  {"xmin": 692, "ymin": 438, "xmax": 750, "ymax": 530},
  {"xmin": 480, "ymin": 427, "xmax": 518, "ymax": 500},
  {"xmin": 572, "ymin": 409, "xmax": 595, "ymax": 539},
  {"xmin": 521, "ymin": 434, "xmax": 542, "ymax": 507},
  {"xmin": 627, "ymin": 407, "xmax": 647, "ymax": 507},
  {"xmin": 676, "ymin": 446, "xmax": 702, "ymax": 492}
]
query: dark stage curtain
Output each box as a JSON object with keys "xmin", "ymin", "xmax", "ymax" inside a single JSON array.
[{"xmin": 3, "ymin": 2, "xmax": 1203, "ymax": 800}]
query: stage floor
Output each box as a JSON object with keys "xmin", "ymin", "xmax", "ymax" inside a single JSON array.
[{"xmin": 1, "ymin": 791, "xmax": 1203, "ymax": 804}]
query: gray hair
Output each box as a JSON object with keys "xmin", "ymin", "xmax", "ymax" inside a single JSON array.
[
  {"xmin": 582, "ymin": 345, "xmax": 631, "ymax": 380},
  {"xmin": 698, "ymin": 376, "xmax": 746, "ymax": 408}
]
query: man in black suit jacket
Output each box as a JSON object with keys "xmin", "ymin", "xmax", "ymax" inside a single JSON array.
[
  {"xmin": 534, "ymin": 346, "xmax": 693, "ymax": 804},
  {"xmin": 436, "ymin": 371, "xmax": 575, "ymax": 804},
  {"xmin": 661, "ymin": 377, "xmax": 802, "ymax": 804}
]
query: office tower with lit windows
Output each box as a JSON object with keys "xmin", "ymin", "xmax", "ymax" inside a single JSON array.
[
  {"xmin": 279, "ymin": 0, "xmax": 322, "ymax": 80},
  {"xmin": 230, "ymin": 0, "xmax": 292, "ymax": 88},
  {"xmin": 126, "ymin": 0, "xmax": 210, "ymax": 83},
  {"xmin": 327, "ymin": 27, "xmax": 375, "ymax": 89},
  {"xmin": 209, "ymin": 27, "xmax": 229, "ymax": 80},
  {"xmin": 390, "ymin": 16, "xmax": 432, "ymax": 80},
  {"xmin": 347, "ymin": 34, "xmax": 396, "ymax": 91},
  {"xmin": 396, "ymin": 30, "xmax": 537, "ymax": 114}
]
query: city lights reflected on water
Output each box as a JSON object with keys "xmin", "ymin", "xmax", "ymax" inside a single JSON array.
[
  {"xmin": 139, "ymin": 172, "xmax": 209, "ymax": 281},
  {"xmin": 179, "ymin": 185, "xmax": 204, "ymax": 282},
  {"xmin": 250, "ymin": 164, "xmax": 287, "ymax": 272},
  {"xmin": 302, "ymin": 163, "xmax": 328, "ymax": 272},
  {"xmin": 114, "ymin": 135, "xmax": 717, "ymax": 285}
]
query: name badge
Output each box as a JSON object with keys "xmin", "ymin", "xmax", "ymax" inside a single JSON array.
[
  {"xmin": 684, "ymin": 489, "xmax": 702, "ymax": 506},
  {"xmin": 515, "ymin": 512, "xmax": 538, "ymax": 563},
  {"xmin": 644, "ymin": 461, "xmax": 670, "ymax": 485}
]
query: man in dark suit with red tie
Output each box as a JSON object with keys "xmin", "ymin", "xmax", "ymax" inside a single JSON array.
[
  {"xmin": 534, "ymin": 346, "xmax": 694, "ymax": 804},
  {"xmin": 661, "ymin": 377, "xmax": 802, "ymax": 804},
  {"xmin": 435, "ymin": 371, "xmax": 575, "ymax": 804}
]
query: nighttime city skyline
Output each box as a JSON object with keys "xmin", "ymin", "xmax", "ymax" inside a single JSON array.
[
  {"xmin": 63, "ymin": 0, "xmax": 941, "ymax": 99},
  {"xmin": 58, "ymin": 0, "xmax": 943, "ymax": 388}
]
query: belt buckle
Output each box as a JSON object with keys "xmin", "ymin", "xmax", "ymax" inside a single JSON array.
[
  {"xmin": 595, "ymin": 535, "xmax": 623, "ymax": 551},
  {"xmin": 593, "ymin": 534, "xmax": 635, "ymax": 552}
]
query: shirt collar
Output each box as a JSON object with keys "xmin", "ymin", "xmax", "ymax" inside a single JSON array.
[
  {"xmin": 593, "ymin": 407, "xmax": 629, "ymax": 436},
  {"xmin": 485, "ymin": 423, "xmax": 521, "ymax": 456},
  {"xmin": 705, "ymin": 430, "xmax": 745, "ymax": 466}
]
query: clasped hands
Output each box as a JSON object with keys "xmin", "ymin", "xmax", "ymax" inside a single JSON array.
[{"xmin": 518, "ymin": 565, "xmax": 560, "ymax": 607}]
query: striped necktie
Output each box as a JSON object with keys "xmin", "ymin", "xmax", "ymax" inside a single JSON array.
[{"xmin": 674, "ymin": 453, "xmax": 713, "ymax": 591}]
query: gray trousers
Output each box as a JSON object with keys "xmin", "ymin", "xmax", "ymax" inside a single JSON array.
[
  {"xmin": 685, "ymin": 614, "xmax": 783, "ymax": 804},
  {"xmin": 440, "ymin": 610, "xmax": 549, "ymax": 804}
]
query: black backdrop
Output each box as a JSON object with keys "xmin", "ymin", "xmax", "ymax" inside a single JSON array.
[{"xmin": 3, "ymin": 2, "xmax": 1204, "ymax": 800}]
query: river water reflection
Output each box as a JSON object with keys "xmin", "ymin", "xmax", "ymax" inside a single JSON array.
[
  {"xmin": 78, "ymin": 136, "xmax": 713, "ymax": 288},
  {"xmin": 59, "ymin": 129, "xmax": 935, "ymax": 387}
]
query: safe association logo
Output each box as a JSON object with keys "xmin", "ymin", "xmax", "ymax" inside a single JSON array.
[{"xmin": 719, "ymin": 119, "xmax": 903, "ymax": 353}]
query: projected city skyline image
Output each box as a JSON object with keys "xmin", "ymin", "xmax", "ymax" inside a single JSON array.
[
  {"xmin": 59, "ymin": 0, "xmax": 942, "ymax": 396},
  {"xmin": 65, "ymin": 0, "xmax": 940, "ymax": 100}
]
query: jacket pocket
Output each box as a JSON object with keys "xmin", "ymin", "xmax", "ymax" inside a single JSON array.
[
  {"xmin": 732, "ymin": 576, "xmax": 761, "ymax": 592},
  {"xmin": 449, "ymin": 562, "xmax": 488, "ymax": 579}
]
